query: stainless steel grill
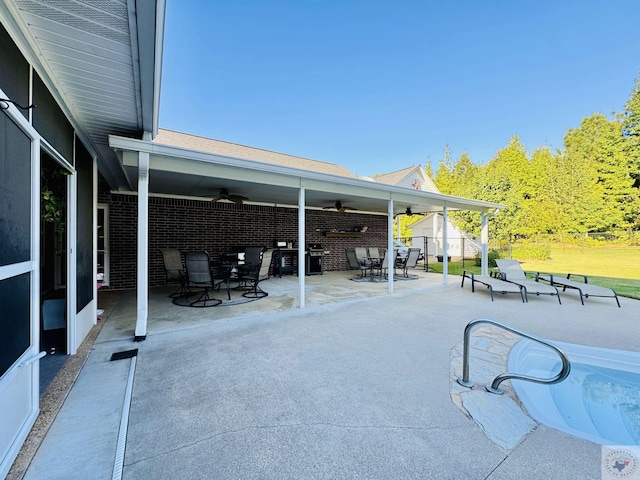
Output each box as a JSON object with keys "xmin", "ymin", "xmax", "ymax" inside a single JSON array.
[{"xmin": 306, "ymin": 243, "xmax": 324, "ymax": 275}]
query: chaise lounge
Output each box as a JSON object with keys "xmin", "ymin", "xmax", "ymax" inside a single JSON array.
[
  {"xmin": 461, "ymin": 270, "xmax": 526, "ymax": 302},
  {"xmin": 535, "ymin": 272, "xmax": 621, "ymax": 307},
  {"xmin": 495, "ymin": 259, "xmax": 562, "ymax": 304}
]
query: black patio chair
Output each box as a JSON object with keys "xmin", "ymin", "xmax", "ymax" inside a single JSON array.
[
  {"xmin": 237, "ymin": 246, "xmax": 265, "ymax": 290},
  {"xmin": 239, "ymin": 249, "xmax": 272, "ymax": 298},
  {"xmin": 160, "ymin": 248, "xmax": 189, "ymax": 297},
  {"xmin": 184, "ymin": 251, "xmax": 225, "ymax": 307}
]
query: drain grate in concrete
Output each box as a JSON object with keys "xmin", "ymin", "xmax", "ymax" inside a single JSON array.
[{"xmin": 110, "ymin": 349, "xmax": 138, "ymax": 361}]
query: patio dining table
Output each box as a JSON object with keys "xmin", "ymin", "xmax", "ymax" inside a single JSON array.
[{"xmin": 215, "ymin": 261, "xmax": 237, "ymax": 301}]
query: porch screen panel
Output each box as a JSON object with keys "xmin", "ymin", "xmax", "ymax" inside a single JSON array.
[
  {"xmin": 32, "ymin": 73, "xmax": 74, "ymax": 162},
  {"xmin": 0, "ymin": 113, "xmax": 31, "ymax": 266},
  {"xmin": 75, "ymin": 138, "xmax": 93, "ymax": 312},
  {"xmin": 0, "ymin": 274, "xmax": 30, "ymax": 377},
  {"xmin": 0, "ymin": 23, "xmax": 30, "ymax": 120}
]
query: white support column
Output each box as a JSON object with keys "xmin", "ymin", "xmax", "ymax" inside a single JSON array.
[
  {"xmin": 388, "ymin": 199, "xmax": 394, "ymax": 293},
  {"xmin": 135, "ymin": 150, "xmax": 150, "ymax": 339},
  {"xmin": 432, "ymin": 213, "xmax": 438, "ymax": 258},
  {"xmin": 66, "ymin": 171, "xmax": 78, "ymax": 353},
  {"xmin": 298, "ymin": 182, "xmax": 306, "ymax": 308},
  {"xmin": 442, "ymin": 206, "xmax": 448, "ymax": 285},
  {"xmin": 481, "ymin": 210, "xmax": 489, "ymax": 277}
]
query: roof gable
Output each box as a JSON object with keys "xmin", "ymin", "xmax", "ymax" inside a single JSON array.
[{"xmin": 374, "ymin": 166, "xmax": 440, "ymax": 193}]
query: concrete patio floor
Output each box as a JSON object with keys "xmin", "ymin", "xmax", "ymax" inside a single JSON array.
[{"xmin": 15, "ymin": 270, "xmax": 640, "ymax": 479}]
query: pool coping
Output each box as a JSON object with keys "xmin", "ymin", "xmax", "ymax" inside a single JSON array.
[{"xmin": 449, "ymin": 325, "xmax": 541, "ymax": 450}]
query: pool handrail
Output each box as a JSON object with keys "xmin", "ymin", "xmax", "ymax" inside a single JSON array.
[{"xmin": 457, "ymin": 318, "xmax": 572, "ymax": 394}]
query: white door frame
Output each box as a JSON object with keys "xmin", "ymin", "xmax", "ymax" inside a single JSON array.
[{"xmin": 0, "ymin": 90, "xmax": 41, "ymax": 479}]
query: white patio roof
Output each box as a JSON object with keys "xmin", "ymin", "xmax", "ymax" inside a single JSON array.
[{"xmin": 109, "ymin": 134, "xmax": 503, "ymax": 217}]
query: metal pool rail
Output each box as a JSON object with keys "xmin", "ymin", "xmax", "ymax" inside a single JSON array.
[{"xmin": 457, "ymin": 318, "xmax": 571, "ymax": 394}]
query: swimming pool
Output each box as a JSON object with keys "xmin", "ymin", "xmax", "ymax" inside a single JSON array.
[{"xmin": 508, "ymin": 339, "xmax": 640, "ymax": 446}]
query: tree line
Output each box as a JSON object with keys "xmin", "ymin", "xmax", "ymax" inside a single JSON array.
[{"xmin": 430, "ymin": 75, "xmax": 640, "ymax": 240}]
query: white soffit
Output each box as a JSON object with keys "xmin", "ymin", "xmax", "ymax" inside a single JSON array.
[{"xmin": 2, "ymin": 0, "xmax": 162, "ymax": 188}]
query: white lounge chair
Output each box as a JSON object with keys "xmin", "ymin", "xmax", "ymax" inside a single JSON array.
[
  {"xmin": 495, "ymin": 259, "xmax": 562, "ymax": 304},
  {"xmin": 536, "ymin": 272, "xmax": 620, "ymax": 307},
  {"xmin": 461, "ymin": 270, "xmax": 526, "ymax": 302}
]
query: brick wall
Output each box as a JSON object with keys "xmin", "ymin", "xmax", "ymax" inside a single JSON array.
[{"xmin": 99, "ymin": 181, "xmax": 388, "ymax": 289}]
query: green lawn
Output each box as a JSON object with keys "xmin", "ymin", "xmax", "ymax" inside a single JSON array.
[{"xmin": 423, "ymin": 245, "xmax": 640, "ymax": 300}]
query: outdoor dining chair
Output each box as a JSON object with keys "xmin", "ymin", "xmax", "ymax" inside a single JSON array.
[
  {"xmin": 374, "ymin": 249, "xmax": 390, "ymax": 278},
  {"xmin": 184, "ymin": 251, "xmax": 225, "ymax": 307},
  {"xmin": 367, "ymin": 246, "xmax": 382, "ymax": 268},
  {"xmin": 346, "ymin": 248, "xmax": 372, "ymax": 277},
  {"xmin": 239, "ymin": 249, "xmax": 272, "ymax": 298},
  {"xmin": 237, "ymin": 246, "xmax": 265, "ymax": 290},
  {"xmin": 395, "ymin": 247, "xmax": 421, "ymax": 277},
  {"xmin": 160, "ymin": 248, "xmax": 189, "ymax": 297}
]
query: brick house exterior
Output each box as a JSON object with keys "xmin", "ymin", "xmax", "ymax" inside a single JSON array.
[{"xmin": 99, "ymin": 177, "xmax": 388, "ymax": 290}]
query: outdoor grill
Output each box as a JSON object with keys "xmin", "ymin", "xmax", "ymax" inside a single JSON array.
[{"xmin": 306, "ymin": 243, "xmax": 325, "ymax": 275}]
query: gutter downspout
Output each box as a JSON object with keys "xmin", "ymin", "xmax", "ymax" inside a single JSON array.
[
  {"xmin": 481, "ymin": 209, "xmax": 498, "ymax": 277},
  {"xmin": 388, "ymin": 199, "xmax": 394, "ymax": 293},
  {"xmin": 135, "ymin": 133, "xmax": 151, "ymax": 341},
  {"xmin": 298, "ymin": 182, "xmax": 305, "ymax": 308},
  {"xmin": 442, "ymin": 206, "xmax": 448, "ymax": 285}
]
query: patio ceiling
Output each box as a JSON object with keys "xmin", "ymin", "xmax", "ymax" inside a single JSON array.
[
  {"xmin": 110, "ymin": 134, "xmax": 504, "ymax": 216},
  {"xmin": 0, "ymin": 0, "xmax": 163, "ymax": 188}
]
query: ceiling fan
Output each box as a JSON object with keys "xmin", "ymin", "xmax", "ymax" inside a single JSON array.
[
  {"xmin": 395, "ymin": 207, "xmax": 427, "ymax": 217},
  {"xmin": 323, "ymin": 200, "xmax": 357, "ymax": 213},
  {"xmin": 211, "ymin": 188, "xmax": 248, "ymax": 204}
]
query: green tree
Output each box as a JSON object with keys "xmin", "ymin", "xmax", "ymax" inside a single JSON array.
[
  {"xmin": 522, "ymin": 147, "xmax": 566, "ymax": 234},
  {"xmin": 481, "ymin": 136, "xmax": 530, "ymax": 239},
  {"xmin": 563, "ymin": 113, "xmax": 636, "ymax": 231},
  {"xmin": 620, "ymin": 74, "xmax": 640, "ymax": 228},
  {"xmin": 434, "ymin": 144, "xmax": 455, "ymax": 194}
]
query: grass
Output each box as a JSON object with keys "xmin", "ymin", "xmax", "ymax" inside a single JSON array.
[{"xmin": 422, "ymin": 245, "xmax": 640, "ymax": 300}]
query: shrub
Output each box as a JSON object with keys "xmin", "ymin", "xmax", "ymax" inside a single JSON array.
[
  {"xmin": 511, "ymin": 243, "xmax": 551, "ymax": 261},
  {"xmin": 474, "ymin": 249, "xmax": 501, "ymax": 267}
]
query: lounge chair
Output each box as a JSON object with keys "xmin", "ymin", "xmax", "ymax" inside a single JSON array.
[
  {"xmin": 536, "ymin": 272, "xmax": 620, "ymax": 307},
  {"xmin": 461, "ymin": 270, "xmax": 526, "ymax": 302},
  {"xmin": 495, "ymin": 259, "xmax": 561, "ymax": 304}
]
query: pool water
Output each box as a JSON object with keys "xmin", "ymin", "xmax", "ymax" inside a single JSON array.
[{"xmin": 508, "ymin": 339, "xmax": 640, "ymax": 446}]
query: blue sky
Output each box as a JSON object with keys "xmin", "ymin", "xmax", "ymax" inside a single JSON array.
[{"xmin": 160, "ymin": 0, "xmax": 640, "ymax": 176}]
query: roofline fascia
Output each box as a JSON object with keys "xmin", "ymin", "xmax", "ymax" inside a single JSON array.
[
  {"xmin": 152, "ymin": 0, "xmax": 166, "ymax": 138},
  {"xmin": 109, "ymin": 135, "xmax": 504, "ymax": 212}
]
